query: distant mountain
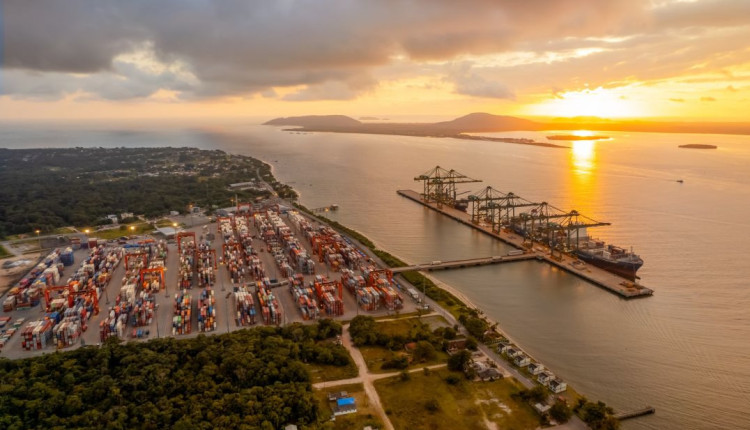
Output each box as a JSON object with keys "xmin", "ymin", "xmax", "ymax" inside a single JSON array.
[
  {"xmin": 433, "ymin": 112, "xmax": 542, "ymax": 132},
  {"xmin": 263, "ymin": 115, "xmax": 361, "ymax": 128},
  {"xmin": 263, "ymin": 112, "xmax": 750, "ymax": 139}
]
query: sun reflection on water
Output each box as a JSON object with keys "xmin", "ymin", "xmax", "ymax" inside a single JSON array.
[{"xmin": 571, "ymin": 140, "xmax": 596, "ymax": 174}]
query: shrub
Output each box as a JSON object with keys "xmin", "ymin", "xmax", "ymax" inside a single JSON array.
[{"xmin": 445, "ymin": 374, "xmax": 461, "ymax": 385}]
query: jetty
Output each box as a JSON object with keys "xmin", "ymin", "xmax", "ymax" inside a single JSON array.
[
  {"xmin": 397, "ymin": 189, "xmax": 654, "ymax": 299},
  {"xmin": 613, "ymin": 406, "xmax": 655, "ymax": 421},
  {"xmin": 391, "ymin": 253, "xmax": 537, "ymax": 274}
]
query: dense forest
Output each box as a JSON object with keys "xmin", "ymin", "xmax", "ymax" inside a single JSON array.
[
  {"xmin": 0, "ymin": 147, "xmax": 278, "ymax": 237},
  {"xmin": 0, "ymin": 320, "xmax": 349, "ymax": 429}
]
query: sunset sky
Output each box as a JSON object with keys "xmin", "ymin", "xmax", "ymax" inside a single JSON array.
[{"xmin": 1, "ymin": 0, "xmax": 749, "ymax": 121}]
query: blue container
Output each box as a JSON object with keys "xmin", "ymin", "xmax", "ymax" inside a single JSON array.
[{"xmin": 46, "ymin": 312, "xmax": 62, "ymax": 324}]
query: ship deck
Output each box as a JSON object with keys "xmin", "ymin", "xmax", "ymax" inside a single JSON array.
[{"xmin": 397, "ymin": 189, "xmax": 654, "ymax": 299}]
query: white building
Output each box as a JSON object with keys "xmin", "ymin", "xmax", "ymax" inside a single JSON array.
[{"xmin": 549, "ymin": 378, "xmax": 567, "ymax": 393}]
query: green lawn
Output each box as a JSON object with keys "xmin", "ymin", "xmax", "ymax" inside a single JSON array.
[
  {"xmin": 313, "ymin": 383, "xmax": 383, "ymax": 429},
  {"xmin": 306, "ymin": 362, "xmax": 359, "ymax": 383},
  {"xmin": 360, "ymin": 346, "xmax": 450, "ymax": 373},
  {"xmin": 375, "ymin": 369, "xmax": 540, "ymax": 430}
]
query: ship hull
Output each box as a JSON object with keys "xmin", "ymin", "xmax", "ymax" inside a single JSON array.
[{"xmin": 574, "ymin": 251, "xmax": 643, "ymax": 280}]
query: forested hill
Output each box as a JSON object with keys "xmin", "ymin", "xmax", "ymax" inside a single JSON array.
[
  {"xmin": 0, "ymin": 147, "xmax": 280, "ymax": 238},
  {"xmin": 0, "ymin": 321, "xmax": 350, "ymax": 429}
]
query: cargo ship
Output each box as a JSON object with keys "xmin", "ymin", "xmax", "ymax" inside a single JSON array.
[{"xmin": 573, "ymin": 240, "xmax": 643, "ymax": 280}]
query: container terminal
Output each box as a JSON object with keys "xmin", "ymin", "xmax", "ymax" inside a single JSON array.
[
  {"xmin": 400, "ymin": 166, "xmax": 654, "ymax": 299},
  {"xmin": 0, "ymin": 202, "xmax": 420, "ymax": 358}
]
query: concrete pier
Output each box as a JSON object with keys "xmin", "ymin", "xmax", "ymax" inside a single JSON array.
[
  {"xmin": 397, "ymin": 189, "xmax": 654, "ymax": 299},
  {"xmin": 391, "ymin": 253, "xmax": 537, "ymax": 273}
]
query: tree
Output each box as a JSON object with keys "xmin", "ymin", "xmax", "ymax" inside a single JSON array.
[
  {"xmin": 518, "ymin": 386, "xmax": 547, "ymax": 404},
  {"xmin": 550, "ymin": 400, "xmax": 573, "ymax": 423},
  {"xmin": 580, "ymin": 401, "xmax": 619, "ymax": 430},
  {"xmin": 447, "ymin": 350, "xmax": 472, "ymax": 371},
  {"xmin": 462, "ymin": 316, "xmax": 489, "ymax": 340},
  {"xmin": 413, "ymin": 341, "xmax": 437, "ymax": 362},
  {"xmin": 348, "ymin": 316, "xmax": 378, "ymax": 346}
]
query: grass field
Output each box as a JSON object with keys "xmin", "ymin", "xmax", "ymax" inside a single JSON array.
[
  {"xmin": 375, "ymin": 369, "xmax": 540, "ymax": 430},
  {"xmin": 88, "ymin": 223, "xmax": 155, "ymax": 240},
  {"xmin": 306, "ymin": 362, "xmax": 359, "ymax": 383},
  {"xmin": 155, "ymin": 218, "xmax": 182, "ymax": 228},
  {"xmin": 375, "ymin": 314, "xmax": 450, "ymax": 337},
  {"xmin": 359, "ymin": 315, "xmax": 452, "ymax": 373},
  {"xmin": 313, "ymin": 383, "xmax": 383, "ymax": 429},
  {"xmin": 360, "ymin": 346, "xmax": 450, "ymax": 373},
  {"xmin": 0, "ymin": 244, "xmax": 12, "ymax": 259}
]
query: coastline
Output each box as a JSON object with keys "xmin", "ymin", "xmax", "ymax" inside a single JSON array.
[{"xmin": 280, "ymin": 127, "xmax": 568, "ymax": 148}]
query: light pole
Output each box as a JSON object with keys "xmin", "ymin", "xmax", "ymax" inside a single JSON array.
[
  {"xmin": 154, "ymin": 303, "xmax": 160, "ymax": 338},
  {"xmin": 35, "ymin": 229, "xmax": 41, "ymax": 250},
  {"xmin": 225, "ymin": 294, "xmax": 230, "ymax": 333}
]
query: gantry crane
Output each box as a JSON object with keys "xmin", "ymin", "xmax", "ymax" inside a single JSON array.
[
  {"xmin": 366, "ymin": 269, "xmax": 394, "ymax": 289},
  {"xmin": 124, "ymin": 252, "xmax": 148, "ymax": 271},
  {"xmin": 415, "ymin": 166, "xmax": 481, "ymax": 209},
  {"xmin": 140, "ymin": 267, "xmax": 166, "ymax": 292},
  {"xmin": 43, "ymin": 284, "xmax": 74, "ymax": 312},
  {"xmin": 468, "ymin": 186, "xmax": 504, "ymax": 226},
  {"xmin": 177, "ymin": 231, "xmax": 196, "ymax": 254}
]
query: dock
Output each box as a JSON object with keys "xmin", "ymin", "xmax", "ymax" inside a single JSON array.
[
  {"xmin": 397, "ymin": 189, "xmax": 654, "ymax": 299},
  {"xmin": 613, "ymin": 406, "xmax": 655, "ymax": 421},
  {"xmin": 391, "ymin": 254, "xmax": 537, "ymax": 273}
]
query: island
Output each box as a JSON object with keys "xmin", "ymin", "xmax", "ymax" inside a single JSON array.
[
  {"xmin": 547, "ymin": 134, "xmax": 609, "ymax": 141},
  {"xmin": 264, "ymin": 112, "xmax": 750, "ymax": 143},
  {"xmin": 265, "ymin": 113, "xmax": 568, "ymax": 148},
  {"xmin": 678, "ymin": 144, "xmax": 718, "ymax": 149}
]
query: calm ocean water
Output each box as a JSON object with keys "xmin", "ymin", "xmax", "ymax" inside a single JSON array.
[{"xmin": 3, "ymin": 121, "xmax": 749, "ymax": 429}]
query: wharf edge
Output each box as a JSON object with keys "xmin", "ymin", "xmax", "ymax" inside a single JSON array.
[{"xmin": 397, "ymin": 189, "xmax": 654, "ymax": 299}]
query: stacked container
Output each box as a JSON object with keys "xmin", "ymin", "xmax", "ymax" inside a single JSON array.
[
  {"xmin": 21, "ymin": 319, "xmax": 54, "ymax": 350},
  {"xmin": 198, "ymin": 288, "xmax": 216, "ymax": 332},
  {"xmin": 173, "ymin": 290, "xmax": 192, "ymax": 335},
  {"xmin": 234, "ymin": 289, "xmax": 256, "ymax": 326},
  {"xmin": 257, "ymin": 283, "xmax": 282, "ymax": 325}
]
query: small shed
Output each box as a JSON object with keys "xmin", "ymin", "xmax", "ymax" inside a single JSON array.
[{"xmin": 333, "ymin": 397, "xmax": 357, "ymax": 416}]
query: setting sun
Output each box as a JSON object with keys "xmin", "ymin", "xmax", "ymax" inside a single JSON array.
[{"xmin": 528, "ymin": 87, "xmax": 646, "ymax": 118}]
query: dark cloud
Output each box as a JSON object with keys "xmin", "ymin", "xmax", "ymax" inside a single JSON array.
[
  {"xmin": 2, "ymin": 0, "xmax": 748, "ymax": 101},
  {"xmin": 452, "ymin": 73, "xmax": 514, "ymax": 99}
]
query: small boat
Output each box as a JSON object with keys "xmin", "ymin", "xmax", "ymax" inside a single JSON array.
[{"xmin": 676, "ymin": 179, "xmax": 684, "ymax": 183}]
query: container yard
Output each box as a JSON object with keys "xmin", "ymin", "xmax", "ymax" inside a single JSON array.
[{"xmin": 0, "ymin": 201, "xmax": 418, "ymax": 358}]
